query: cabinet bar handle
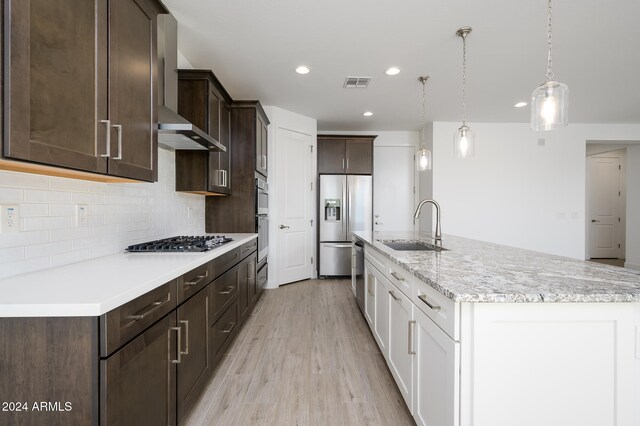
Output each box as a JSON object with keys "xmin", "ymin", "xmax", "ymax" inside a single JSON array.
[
  {"xmin": 262, "ymin": 155, "xmax": 267, "ymax": 170},
  {"xmin": 342, "ymin": 158, "xmax": 345, "ymax": 170},
  {"xmin": 112, "ymin": 124, "xmax": 123, "ymax": 160},
  {"xmin": 127, "ymin": 293, "xmax": 171, "ymax": 321},
  {"xmin": 346, "ymin": 158, "xmax": 349, "ymax": 169},
  {"xmin": 408, "ymin": 320, "xmax": 416, "ymax": 355},
  {"xmin": 185, "ymin": 270, "xmax": 209, "ymax": 286},
  {"xmin": 180, "ymin": 320, "xmax": 189, "ymax": 355},
  {"xmin": 221, "ymin": 322, "xmax": 235, "ymax": 333},
  {"xmin": 418, "ymin": 294, "xmax": 441, "ymax": 311},
  {"xmin": 170, "ymin": 326, "xmax": 182, "ymax": 364},
  {"xmin": 100, "ymin": 120, "xmax": 111, "ymax": 157},
  {"xmin": 389, "ymin": 290, "xmax": 400, "ymax": 301},
  {"xmin": 367, "ymin": 275, "xmax": 374, "ymax": 296},
  {"xmin": 219, "ymin": 286, "xmax": 235, "ymax": 295},
  {"xmin": 248, "ymin": 261, "xmax": 256, "ymax": 280},
  {"xmin": 390, "ymin": 271, "xmax": 405, "ymax": 282}
]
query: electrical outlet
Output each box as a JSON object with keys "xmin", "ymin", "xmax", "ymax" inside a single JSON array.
[
  {"xmin": 1, "ymin": 205, "xmax": 20, "ymax": 234},
  {"xmin": 76, "ymin": 205, "xmax": 89, "ymax": 227}
]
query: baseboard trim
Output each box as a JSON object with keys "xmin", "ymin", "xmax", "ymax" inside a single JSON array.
[{"xmin": 624, "ymin": 261, "xmax": 640, "ymax": 271}]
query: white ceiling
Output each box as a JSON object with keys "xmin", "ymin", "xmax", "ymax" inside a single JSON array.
[{"xmin": 163, "ymin": 0, "xmax": 640, "ymax": 131}]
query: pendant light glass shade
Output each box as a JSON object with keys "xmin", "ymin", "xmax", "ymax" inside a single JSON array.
[
  {"xmin": 454, "ymin": 27, "xmax": 474, "ymax": 158},
  {"xmin": 531, "ymin": 0, "xmax": 568, "ymax": 131},
  {"xmin": 531, "ymin": 80, "xmax": 568, "ymax": 131},
  {"xmin": 416, "ymin": 75, "xmax": 432, "ymax": 171},
  {"xmin": 416, "ymin": 147, "xmax": 432, "ymax": 171},
  {"xmin": 453, "ymin": 125, "xmax": 475, "ymax": 158}
]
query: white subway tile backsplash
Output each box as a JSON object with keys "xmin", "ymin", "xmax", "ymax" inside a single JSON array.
[
  {"xmin": 25, "ymin": 241, "xmax": 73, "ymax": 259},
  {"xmin": 0, "ymin": 246, "xmax": 25, "ymax": 263},
  {"xmin": 0, "ymin": 149, "xmax": 206, "ymax": 279},
  {"xmin": 22, "ymin": 216, "xmax": 74, "ymax": 231},
  {"xmin": 0, "ymin": 172, "xmax": 49, "ymax": 189},
  {"xmin": 0, "ymin": 187, "xmax": 24, "ymax": 202},
  {"xmin": 19, "ymin": 203, "xmax": 50, "ymax": 217},
  {"xmin": 25, "ymin": 189, "xmax": 73, "ymax": 203}
]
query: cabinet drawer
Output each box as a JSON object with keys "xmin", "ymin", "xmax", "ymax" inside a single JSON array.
[
  {"xmin": 239, "ymin": 239, "xmax": 257, "ymax": 259},
  {"xmin": 211, "ymin": 298, "xmax": 240, "ymax": 361},
  {"xmin": 387, "ymin": 262, "xmax": 414, "ymax": 299},
  {"xmin": 100, "ymin": 280, "xmax": 177, "ymax": 357},
  {"xmin": 413, "ymin": 279, "xmax": 459, "ymax": 341},
  {"xmin": 213, "ymin": 247, "xmax": 241, "ymax": 279},
  {"xmin": 364, "ymin": 246, "xmax": 387, "ymax": 273},
  {"xmin": 257, "ymin": 263, "xmax": 268, "ymax": 291},
  {"xmin": 178, "ymin": 262, "xmax": 212, "ymax": 304},
  {"xmin": 210, "ymin": 264, "xmax": 240, "ymax": 324}
]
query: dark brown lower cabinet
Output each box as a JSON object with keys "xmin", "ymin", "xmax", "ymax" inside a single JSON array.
[
  {"xmin": 177, "ymin": 287, "xmax": 211, "ymax": 423},
  {"xmin": 211, "ymin": 298, "xmax": 240, "ymax": 363},
  {"xmin": 101, "ymin": 314, "xmax": 177, "ymax": 426},
  {"xmin": 0, "ymin": 240, "xmax": 260, "ymax": 426},
  {"xmin": 237, "ymin": 251, "xmax": 257, "ymax": 321}
]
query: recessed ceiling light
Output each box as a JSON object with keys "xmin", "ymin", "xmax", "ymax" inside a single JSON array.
[
  {"xmin": 295, "ymin": 65, "xmax": 310, "ymax": 74},
  {"xmin": 385, "ymin": 67, "xmax": 401, "ymax": 76},
  {"xmin": 514, "ymin": 101, "xmax": 528, "ymax": 108},
  {"xmin": 362, "ymin": 111, "xmax": 373, "ymax": 117}
]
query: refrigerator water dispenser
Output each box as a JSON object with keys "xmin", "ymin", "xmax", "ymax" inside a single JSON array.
[{"xmin": 324, "ymin": 199, "xmax": 341, "ymax": 221}]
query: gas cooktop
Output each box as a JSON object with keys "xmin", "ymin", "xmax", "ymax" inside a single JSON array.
[{"xmin": 125, "ymin": 235, "xmax": 232, "ymax": 253}]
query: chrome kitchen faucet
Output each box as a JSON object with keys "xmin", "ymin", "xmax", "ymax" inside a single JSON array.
[{"xmin": 413, "ymin": 199, "xmax": 442, "ymax": 247}]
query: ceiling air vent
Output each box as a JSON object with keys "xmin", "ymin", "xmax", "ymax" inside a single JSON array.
[{"xmin": 343, "ymin": 77, "xmax": 371, "ymax": 88}]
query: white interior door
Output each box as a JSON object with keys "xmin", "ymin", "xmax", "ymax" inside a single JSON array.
[
  {"xmin": 275, "ymin": 128, "xmax": 314, "ymax": 285},
  {"xmin": 587, "ymin": 156, "xmax": 622, "ymax": 258},
  {"xmin": 374, "ymin": 146, "xmax": 416, "ymax": 233}
]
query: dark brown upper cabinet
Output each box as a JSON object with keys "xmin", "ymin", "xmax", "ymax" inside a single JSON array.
[
  {"xmin": 256, "ymin": 113, "xmax": 268, "ymax": 177},
  {"xmin": 317, "ymin": 136, "xmax": 376, "ymax": 174},
  {"xmin": 1, "ymin": 0, "xmax": 164, "ymax": 182},
  {"xmin": 176, "ymin": 70, "xmax": 232, "ymax": 195},
  {"xmin": 205, "ymin": 101, "xmax": 269, "ymax": 233}
]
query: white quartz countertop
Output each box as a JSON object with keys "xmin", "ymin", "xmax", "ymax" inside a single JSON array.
[
  {"xmin": 354, "ymin": 231, "xmax": 640, "ymax": 303},
  {"xmin": 0, "ymin": 234, "xmax": 257, "ymax": 317}
]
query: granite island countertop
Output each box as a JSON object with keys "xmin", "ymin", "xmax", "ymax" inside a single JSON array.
[{"xmin": 354, "ymin": 231, "xmax": 640, "ymax": 303}]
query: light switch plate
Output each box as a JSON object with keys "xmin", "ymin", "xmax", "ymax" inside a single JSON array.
[{"xmin": 1, "ymin": 205, "xmax": 20, "ymax": 233}]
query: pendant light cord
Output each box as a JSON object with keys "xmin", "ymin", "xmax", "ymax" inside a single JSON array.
[
  {"xmin": 546, "ymin": 0, "xmax": 554, "ymax": 81},
  {"xmin": 421, "ymin": 77, "xmax": 427, "ymax": 148},
  {"xmin": 461, "ymin": 32, "xmax": 467, "ymax": 125}
]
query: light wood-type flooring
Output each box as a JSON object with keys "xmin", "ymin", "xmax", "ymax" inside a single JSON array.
[{"xmin": 184, "ymin": 278, "xmax": 415, "ymax": 426}]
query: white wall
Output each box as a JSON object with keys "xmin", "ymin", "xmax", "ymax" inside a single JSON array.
[
  {"xmin": 0, "ymin": 149, "xmax": 205, "ymax": 279},
  {"xmin": 626, "ymin": 145, "xmax": 640, "ymax": 270},
  {"xmin": 432, "ymin": 122, "xmax": 640, "ymax": 259},
  {"xmin": 264, "ymin": 106, "xmax": 317, "ymax": 287}
]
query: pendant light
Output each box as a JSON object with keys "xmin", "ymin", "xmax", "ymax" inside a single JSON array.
[
  {"xmin": 416, "ymin": 75, "xmax": 432, "ymax": 171},
  {"xmin": 531, "ymin": 0, "xmax": 568, "ymax": 131},
  {"xmin": 454, "ymin": 27, "xmax": 475, "ymax": 158}
]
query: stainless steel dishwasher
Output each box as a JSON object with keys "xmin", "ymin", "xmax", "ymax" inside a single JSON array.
[{"xmin": 353, "ymin": 241, "xmax": 365, "ymax": 313}]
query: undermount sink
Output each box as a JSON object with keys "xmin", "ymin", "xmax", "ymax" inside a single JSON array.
[{"xmin": 380, "ymin": 240, "xmax": 447, "ymax": 252}]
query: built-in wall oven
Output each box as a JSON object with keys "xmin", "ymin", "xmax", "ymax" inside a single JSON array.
[{"xmin": 256, "ymin": 177, "xmax": 269, "ymax": 262}]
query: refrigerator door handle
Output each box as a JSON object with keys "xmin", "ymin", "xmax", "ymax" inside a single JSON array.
[
  {"xmin": 323, "ymin": 243, "xmax": 353, "ymax": 248},
  {"xmin": 343, "ymin": 176, "xmax": 349, "ymax": 239}
]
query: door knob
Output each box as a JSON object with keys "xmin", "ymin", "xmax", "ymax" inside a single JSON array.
[
  {"xmin": 591, "ymin": 219, "xmax": 600, "ymax": 223},
  {"xmin": 279, "ymin": 224, "xmax": 290, "ymax": 229}
]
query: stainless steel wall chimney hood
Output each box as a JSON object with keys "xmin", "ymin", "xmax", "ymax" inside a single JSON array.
[{"xmin": 157, "ymin": 14, "xmax": 225, "ymax": 152}]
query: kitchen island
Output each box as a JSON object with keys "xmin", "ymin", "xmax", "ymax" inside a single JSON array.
[{"xmin": 353, "ymin": 231, "xmax": 640, "ymax": 426}]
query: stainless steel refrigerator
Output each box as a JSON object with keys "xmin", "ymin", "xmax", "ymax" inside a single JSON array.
[{"xmin": 319, "ymin": 175, "xmax": 372, "ymax": 276}]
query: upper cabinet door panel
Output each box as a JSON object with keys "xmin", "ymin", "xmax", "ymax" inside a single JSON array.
[
  {"xmin": 318, "ymin": 138, "xmax": 346, "ymax": 174},
  {"xmin": 345, "ymin": 139, "xmax": 373, "ymax": 174},
  {"xmin": 107, "ymin": 0, "xmax": 157, "ymax": 181},
  {"xmin": 209, "ymin": 88, "xmax": 221, "ymax": 140},
  {"xmin": 4, "ymin": 0, "xmax": 108, "ymax": 173}
]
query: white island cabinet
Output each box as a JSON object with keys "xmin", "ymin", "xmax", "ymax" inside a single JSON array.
[{"xmin": 356, "ymin": 231, "xmax": 640, "ymax": 426}]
